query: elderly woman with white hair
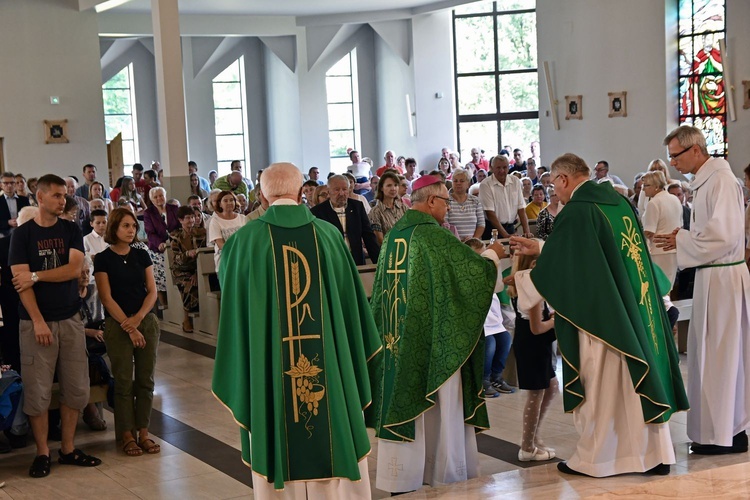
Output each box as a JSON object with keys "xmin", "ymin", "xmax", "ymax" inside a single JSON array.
[
  {"xmin": 143, "ymin": 186, "xmax": 180, "ymax": 308},
  {"xmin": 641, "ymin": 170, "xmax": 683, "ymax": 286},
  {"xmin": 446, "ymin": 168, "xmax": 485, "ymax": 240},
  {"xmin": 638, "ymin": 159, "xmax": 672, "ymax": 219}
]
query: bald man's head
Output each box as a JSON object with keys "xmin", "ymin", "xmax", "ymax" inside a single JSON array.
[{"xmin": 260, "ymin": 162, "xmax": 304, "ymax": 203}]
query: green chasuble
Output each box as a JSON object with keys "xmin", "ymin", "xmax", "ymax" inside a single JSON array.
[
  {"xmin": 367, "ymin": 209, "xmax": 496, "ymax": 442},
  {"xmin": 212, "ymin": 204, "xmax": 383, "ymax": 490},
  {"xmin": 530, "ymin": 181, "xmax": 689, "ymax": 423}
]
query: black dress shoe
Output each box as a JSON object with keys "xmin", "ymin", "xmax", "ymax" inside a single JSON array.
[
  {"xmin": 733, "ymin": 431, "xmax": 748, "ymax": 453},
  {"xmin": 557, "ymin": 461, "xmax": 588, "ymax": 476},
  {"xmin": 645, "ymin": 463, "xmax": 670, "ymax": 475},
  {"xmin": 690, "ymin": 442, "xmax": 734, "ymax": 455},
  {"xmin": 0, "ymin": 439, "xmax": 10, "ymax": 454}
]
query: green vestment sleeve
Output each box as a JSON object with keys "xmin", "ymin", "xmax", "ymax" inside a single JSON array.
[
  {"xmin": 212, "ymin": 205, "xmax": 383, "ymax": 490},
  {"xmin": 529, "ymin": 181, "xmax": 689, "ymax": 423}
]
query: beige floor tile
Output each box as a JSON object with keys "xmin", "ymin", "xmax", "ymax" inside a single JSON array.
[{"xmin": 127, "ymin": 471, "xmax": 252, "ymax": 500}]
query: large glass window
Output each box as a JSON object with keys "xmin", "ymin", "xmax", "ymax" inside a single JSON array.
[
  {"xmin": 678, "ymin": 0, "xmax": 726, "ymax": 156},
  {"xmin": 213, "ymin": 57, "xmax": 250, "ymax": 176},
  {"xmin": 453, "ymin": 1, "xmax": 539, "ymax": 162},
  {"xmin": 102, "ymin": 63, "xmax": 139, "ymax": 168},
  {"xmin": 326, "ymin": 50, "xmax": 360, "ymax": 174}
]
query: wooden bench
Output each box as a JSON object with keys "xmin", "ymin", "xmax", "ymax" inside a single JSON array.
[
  {"xmin": 163, "ymin": 249, "xmax": 186, "ymax": 328},
  {"xmin": 195, "ymin": 248, "xmax": 220, "ymax": 336}
]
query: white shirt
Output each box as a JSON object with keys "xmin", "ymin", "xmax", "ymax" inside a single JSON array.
[
  {"xmin": 642, "ymin": 190, "xmax": 683, "ymax": 255},
  {"xmin": 348, "ymin": 162, "xmax": 371, "ymax": 178},
  {"xmin": 484, "ymin": 294, "xmax": 508, "ymax": 336},
  {"xmin": 83, "ymin": 231, "xmax": 108, "ymax": 257},
  {"xmin": 478, "ymin": 174, "xmax": 525, "ymax": 224}
]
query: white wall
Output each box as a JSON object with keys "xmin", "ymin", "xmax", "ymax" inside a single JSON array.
[
  {"xmin": 537, "ymin": 0, "xmax": 670, "ymax": 184},
  {"xmin": 412, "ymin": 11, "xmax": 457, "ymax": 170},
  {"xmin": 0, "ymin": 0, "xmax": 108, "ymax": 179},
  {"xmin": 726, "ymin": 0, "xmax": 750, "ymax": 172}
]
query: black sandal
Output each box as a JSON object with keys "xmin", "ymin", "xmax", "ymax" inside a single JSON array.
[
  {"xmin": 29, "ymin": 454, "xmax": 51, "ymax": 478},
  {"xmin": 58, "ymin": 448, "xmax": 102, "ymax": 467}
]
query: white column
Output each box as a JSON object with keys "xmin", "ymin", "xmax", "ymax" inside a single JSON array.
[{"xmin": 151, "ymin": 0, "xmax": 190, "ymax": 199}]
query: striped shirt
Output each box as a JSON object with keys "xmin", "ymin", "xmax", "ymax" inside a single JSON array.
[{"xmin": 446, "ymin": 194, "xmax": 484, "ymax": 240}]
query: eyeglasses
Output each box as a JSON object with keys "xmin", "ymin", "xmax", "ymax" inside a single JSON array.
[
  {"xmin": 668, "ymin": 146, "xmax": 693, "ymax": 160},
  {"xmin": 1, "ymin": 181, "xmax": 14, "ymax": 185},
  {"xmin": 432, "ymin": 195, "xmax": 451, "ymax": 206}
]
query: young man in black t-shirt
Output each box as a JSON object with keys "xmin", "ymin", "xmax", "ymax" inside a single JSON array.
[{"xmin": 9, "ymin": 174, "xmax": 101, "ymax": 478}]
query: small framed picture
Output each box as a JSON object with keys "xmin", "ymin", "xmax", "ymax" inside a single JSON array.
[
  {"xmin": 44, "ymin": 119, "xmax": 69, "ymax": 144},
  {"xmin": 565, "ymin": 95, "xmax": 582, "ymax": 120},
  {"xmin": 743, "ymin": 81, "xmax": 750, "ymax": 110},
  {"xmin": 608, "ymin": 92, "xmax": 627, "ymax": 118}
]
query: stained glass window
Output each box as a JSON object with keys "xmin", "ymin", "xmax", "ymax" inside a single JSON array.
[
  {"xmin": 453, "ymin": 1, "xmax": 538, "ymax": 163},
  {"xmin": 678, "ymin": 0, "xmax": 726, "ymax": 156}
]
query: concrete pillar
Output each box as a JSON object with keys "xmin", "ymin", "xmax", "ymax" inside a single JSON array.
[{"xmin": 151, "ymin": 0, "xmax": 190, "ymax": 201}]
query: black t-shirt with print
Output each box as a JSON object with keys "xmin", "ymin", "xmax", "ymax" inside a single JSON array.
[{"xmin": 8, "ymin": 218, "xmax": 84, "ymax": 321}]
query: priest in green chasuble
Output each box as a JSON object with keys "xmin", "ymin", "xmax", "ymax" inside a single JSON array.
[
  {"xmin": 510, "ymin": 153, "xmax": 689, "ymax": 478},
  {"xmin": 368, "ymin": 174, "xmax": 507, "ymax": 494},
  {"xmin": 212, "ymin": 163, "xmax": 383, "ymax": 499}
]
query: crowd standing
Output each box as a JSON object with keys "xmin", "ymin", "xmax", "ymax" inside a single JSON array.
[{"xmin": 1, "ymin": 128, "xmax": 749, "ymax": 496}]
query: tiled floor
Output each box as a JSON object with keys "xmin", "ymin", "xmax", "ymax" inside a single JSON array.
[{"xmin": 1, "ymin": 321, "xmax": 749, "ymax": 499}]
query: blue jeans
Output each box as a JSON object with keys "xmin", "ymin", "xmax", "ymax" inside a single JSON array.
[{"xmin": 484, "ymin": 331, "xmax": 511, "ymax": 380}]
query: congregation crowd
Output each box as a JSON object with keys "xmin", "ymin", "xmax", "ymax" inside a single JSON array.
[{"xmin": 1, "ymin": 125, "xmax": 750, "ymax": 499}]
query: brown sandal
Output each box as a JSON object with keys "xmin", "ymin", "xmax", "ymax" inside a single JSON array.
[
  {"xmin": 122, "ymin": 440, "xmax": 143, "ymax": 457},
  {"xmin": 139, "ymin": 438, "xmax": 160, "ymax": 454}
]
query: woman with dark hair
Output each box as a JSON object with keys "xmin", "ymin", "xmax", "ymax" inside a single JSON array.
[
  {"xmin": 89, "ymin": 181, "xmax": 115, "ymax": 212},
  {"xmin": 94, "ymin": 208, "xmax": 160, "ymax": 457},
  {"xmin": 438, "ymin": 157, "xmax": 452, "ymax": 180},
  {"xmin": 369, "ymin": 170, "xmax": 407, "ymax": 245},
  {"xmin": 109, "ymin": 177, "xmax": 125, "ymax": 203},
  {"xmin": 143, "ymin": 187, "xmax": 180, "ymax": 309},
  {"xmin": 207, "ymin": 190, "xmax": 246, "ymax": 269},
  {"xmin": 189, "ymin": 173, "xmax": 209, "ymax": 199},
  {"xmin": 169, "ymin": 206, "xmax": 206, "ymax": 332},
  {"xmin": 119, "ymin": 177, "xmax": 145, "ymax": 212}
]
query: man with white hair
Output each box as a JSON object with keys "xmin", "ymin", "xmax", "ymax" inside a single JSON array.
[
  {"xmin": 465, "ymin": 147, "xmax": 489, "ymax": 172},
  {"xmin": 376, "ymin": 150, "xmax": 403, "ymax": 176},
  {"xmin": 510, "ymin": 153, "xmax": 688, "ymax": 477},
  {"xmin": 213, "ymin": 162, "xmax": 382, "ymax": 498}
]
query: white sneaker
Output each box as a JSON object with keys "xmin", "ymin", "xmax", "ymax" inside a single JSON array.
[{"xmin": 518, "ymin": 447, "xmax": 556, "ymax": 462}]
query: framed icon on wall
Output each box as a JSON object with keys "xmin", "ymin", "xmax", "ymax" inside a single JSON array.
[{"xmin": 44, "ymin": 119, "xmax": 69, "ymax": 144}]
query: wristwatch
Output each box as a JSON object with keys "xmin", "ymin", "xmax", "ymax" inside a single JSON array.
[{"xmin": 31, "ymin": 272, "xmax": 39, "ymax": 283}]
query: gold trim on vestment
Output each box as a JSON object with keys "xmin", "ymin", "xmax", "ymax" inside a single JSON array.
[
  {"xmin": 552, "ymin": 308, "xmax": 673, "ymax": 424},
  {"xmin": 211, "ymin": 390, "xmax": 251, "ymax": 432}
]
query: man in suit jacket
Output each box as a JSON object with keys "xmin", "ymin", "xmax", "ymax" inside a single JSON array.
[
  {"xmin": 0, "ymin": 171, "xmax": 30, "ymax": 238},
  {"xmin": 311, "ymin": 175, "xmax": 380, "ymax": 265}
]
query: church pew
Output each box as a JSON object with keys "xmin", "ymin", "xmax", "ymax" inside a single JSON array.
[
  {"xmin": 195, "ymin": 248, "xmax": 220, "ymax": 336},
  {"xmin": 162, "ymin": 248, "xmax": 186, "ymax": 328}
]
